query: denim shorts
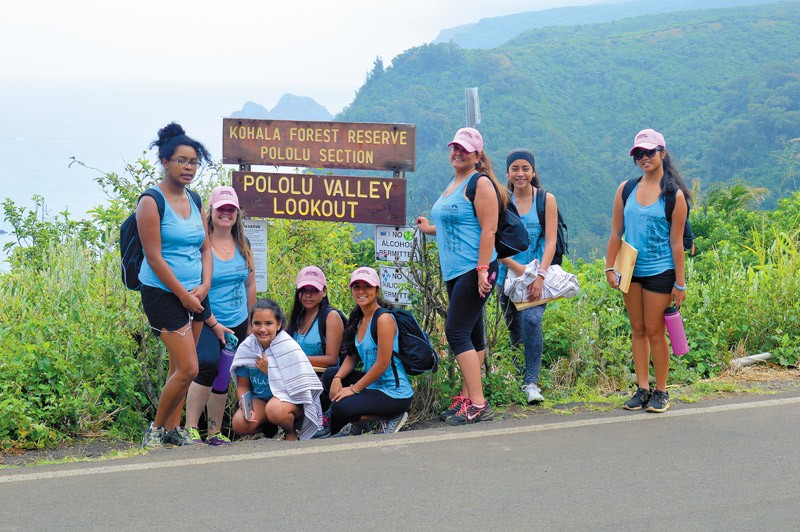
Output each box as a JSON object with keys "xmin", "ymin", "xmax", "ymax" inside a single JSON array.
[
  {"xmin": 140, "ymin": 285, "xmax": 211, "ymax": 336},
  {"xmin": 630, "ymin": 269, "xmax": 676, "ymax": 294}
]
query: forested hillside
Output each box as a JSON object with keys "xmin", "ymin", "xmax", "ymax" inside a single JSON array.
[{"xmin": 337, "ymin": 1, "xmax": 800, "ymax": 258}]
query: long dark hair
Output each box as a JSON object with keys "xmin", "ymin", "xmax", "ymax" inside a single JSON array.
[
  {"xmin": 340, "ymin": 295, "xmax": 394, "ymax": 359},
  {"xmin": 660, "ymin": 154, "xmax": 692, "ymax": 205},
  {"xmin": 286, "ymin": 289, "xmax": 332, "ymax": 336},
  {"xmin": 150, "ymin": 122, "xmax": 213, "ymax": 166}
]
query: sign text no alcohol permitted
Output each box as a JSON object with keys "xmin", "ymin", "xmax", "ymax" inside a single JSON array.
[{"xmin": 223, "ymin": 119, "xmax": 416, "ymax": 172}]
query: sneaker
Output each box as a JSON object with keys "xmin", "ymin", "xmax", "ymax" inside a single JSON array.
[
  {"xmin": 440, "ymin": 394, "xmax": 470, "ymax": 421},
  {"xmin": 646, "ymin": 389, "xmax": 670, "ymax": 413},
  {"xmin": 164, "ymin": 427, "xmax": 197, "ymax": 446},
  {"xmin": 524, "ymin": 383, "xmax": 544, "ymax": 404},
  {"xmin": 374, "ymin": 412, "xmax": 408, "ymax": 434},
  {"xmin": 311, "ymin": 425, "xmax": 331, "ymax": 439},
  {"xmin": 446, "ymin": 401, "xmax": 494, "ymax": 426},
  {"xmin": 623, "ymin": 387, "xmax": 652, "ymax": 411},
  {"xmin": 206, "ymin": 433, "xmax": 232, "ymax": 446},
  {"xmin": 332, "ymin": 422, "xmax": 368, "ymax": 438},
  {"xmin": 142, "ymin": 424, "xmax": 166, "ymax": 449},
  {"xmin": 187, "ymin": 427, "xmax": 204, "ymax": 444}
]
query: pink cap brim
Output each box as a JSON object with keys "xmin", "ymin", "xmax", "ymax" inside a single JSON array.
[
  {"xmin": 629, "ymin": 143, "xmax": 660, "ymax": 156},
  {"xmin": 448, "ymin": 140, "xmax": 478, "ymax": 153}
]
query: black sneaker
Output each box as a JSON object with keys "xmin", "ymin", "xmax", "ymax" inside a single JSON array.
[
  {"xmin": 439, "ymin": 394, "xmax": 470, "ymax": 421},
  {"xmin": 623, "ymin": 387, "xmax": 652, "ymax": 411},
  {"xmin": 646, "ymin": 389, "xmax": 670, "ymax": 413},
  {"xmin": 446, "ymin": 401, "xmax": 494, "ymax": 426}
]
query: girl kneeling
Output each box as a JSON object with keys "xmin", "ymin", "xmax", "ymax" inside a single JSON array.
[
  {"xmin": 328, "ymin": 267, "xmax": 413, "ymax": 437},
  {"xmin": 231, "ymin": 299, "xmax": 323, "ymax": 441}
]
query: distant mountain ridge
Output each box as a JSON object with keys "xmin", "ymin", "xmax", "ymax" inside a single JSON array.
[
  {"xmin": 434, "ymin": 0, "xmax": 777, "ymax": 49},
  {"xmin": 230, "ymin": 94, "xmax": 333, "ymax": 121},
  {"xmin": 339, "ymin": 1, "xmax": 800, "ymax": 258}
]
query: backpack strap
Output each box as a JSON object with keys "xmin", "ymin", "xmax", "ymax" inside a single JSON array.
[
  {"xmin": 533, "ymin": 187, "xmax": 547, "ymax": 251},
  {"xmin": 187, "ymin": 188, "xmax": 203, "ymax": 212},
  {"xmin": 317, "ymin": 305, "xmax": 334, "ymax": 346},
  {"xmin": 369, "ymin": 307, "xmax": 401, "ymax": 388},
  {"xmin": 464, "ymin": 172, "xmax": 500, "ymax": 217},
  {"xmin": 139, "ymin": 188, "xmax": 166, "ymax": 221},
  {"xmin": 620, "ymin": 177, "xmax": 641, "ymax": 207}
]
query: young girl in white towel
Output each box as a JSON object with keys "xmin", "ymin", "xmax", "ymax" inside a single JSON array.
[{"xmin": 231, "ymin": 299, "xmax": 323, "ymax": 441}]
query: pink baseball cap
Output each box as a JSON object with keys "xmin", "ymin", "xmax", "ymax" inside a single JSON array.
[
  {"xmin": 629, "ymin": 129, "xmax": 666, "ymax": 156},
  {"xmin": 349, "ymin": 266, "xmax": 380, "ymax": 288},
  {"xmin": 209, "ymin": 186, "xmax": 240, "ymax": 210},
  {"xmin": 296, "ymin": 266, "xmax": 326, "ymax": 291},
  {"xmin": 448, "ymin": 127, "xmax": 484, "ymax": 153}
]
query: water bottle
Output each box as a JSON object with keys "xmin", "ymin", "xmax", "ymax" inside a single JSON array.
[
  {"xmin": 664, "ymin": 306, "xmax": 689, "ymax": 356},
  {"xmin": 212, "ymin": 332, "xmax": 238, "ymax": 393}
]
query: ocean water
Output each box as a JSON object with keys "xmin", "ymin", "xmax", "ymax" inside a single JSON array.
[{"xmin": 0, "ymin": 80, "xmax": 294, "ymax": 271}]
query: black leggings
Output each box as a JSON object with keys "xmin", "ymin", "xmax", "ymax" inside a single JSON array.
[
  {"xmin": 323, "ymin": 368, "xmax": 412, "ymax": 434},
  {"xmin": 444, "ymin": 262, "xmax": 498, "ymax": 355}
]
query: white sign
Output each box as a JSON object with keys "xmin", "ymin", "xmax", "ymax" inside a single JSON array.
[
  {"xmin": 243, "ymin": 218, "xmax": 268, "ymax": 292},
  {"xmin": 375, "ymin": 225, "xmax": 417, "ymax": 263},
  {"xmin": 379, "ymin": 265, "xmax": 412, "ymax": 305}
]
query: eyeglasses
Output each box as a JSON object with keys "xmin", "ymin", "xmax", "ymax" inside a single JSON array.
[
  {"xmin": 169, "ymin": 158, "xmax": 201, "ymax": 168},
  {"xmin": 632, "ymin": 147, "xmax": 663, "ymax": 161}
]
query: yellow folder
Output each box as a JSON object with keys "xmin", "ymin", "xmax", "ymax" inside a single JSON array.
[{"xmin": 613, "ymin": 240, "xmax": 638, "ymax": 293}]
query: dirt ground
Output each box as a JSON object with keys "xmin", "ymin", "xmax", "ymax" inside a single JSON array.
[{"xmin": 3, "ymin": 365, "xmax": 798, "ymax": 468}]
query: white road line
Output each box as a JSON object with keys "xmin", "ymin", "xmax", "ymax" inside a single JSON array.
[{"xmin": 2, "ymin": 396, "xmax": 798, "ymax": 484}]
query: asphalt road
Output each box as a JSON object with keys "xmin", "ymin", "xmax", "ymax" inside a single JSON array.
[{"xmin": 2, "ymin": 391, "xmax": 799, "ymax": 531}]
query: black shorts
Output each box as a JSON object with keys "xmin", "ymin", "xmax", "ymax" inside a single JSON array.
[
  {"xmin": 140, "ymin": 285, "xmax": 211, "ymax": 336},
  {"xmin": 630, "ymin": 269, "xmax": 676, "ymax": 294}
]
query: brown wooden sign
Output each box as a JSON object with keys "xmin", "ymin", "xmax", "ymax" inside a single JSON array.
[
  {"xmin": 223, "ymin": 119, "xmax": 415, "ymax": 171},
  {"xmin": 232, "ymin": 171, "xmax": 407, "ymax": 225}
]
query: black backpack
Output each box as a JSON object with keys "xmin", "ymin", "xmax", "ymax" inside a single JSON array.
[
  {"xmin": 534, "ymin": 187, "xmax": 569, "ymax": 266},
  {"xmin": 621, "ymin": 176, "xmax": 695, "ymax": 253},
  {"xmin": 318, "ymin": 305, "xmax": 348, "ymax": 363},
  {"xmin": 369, "ymin": 307, "xmax": 439, "ymax": 387},
  {"xmin": 119, "ymin": 187, "xmax": 202, "ymax": 290},
  {"xmin": 465, "ymin": 172, "xmax": 529, "ymax": 259}
]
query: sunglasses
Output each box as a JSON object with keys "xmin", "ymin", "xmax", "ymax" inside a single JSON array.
[{"xmin": 632, "ymin": 147, "xmax": 663, "ymax": 161}]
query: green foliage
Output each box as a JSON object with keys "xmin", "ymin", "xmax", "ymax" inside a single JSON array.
[{"xmin": 338, "ymin": 2, "xmax": 800, "ymax": 259}]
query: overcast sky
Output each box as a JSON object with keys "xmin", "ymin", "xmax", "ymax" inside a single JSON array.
[{"xmin": 3, "ymin": 0, "xmax": 606, "ymax": 113}]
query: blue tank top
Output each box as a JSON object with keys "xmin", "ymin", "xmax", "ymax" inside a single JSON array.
[
  {"xmin": 139, "ymin": 187, "xmax": 205, "ymax": 292},
  {"xmin": 293, "ymin": 315, "xmax": 323, "ymax": 357},
  {"xmin": 430, "ymin": 174, "xmax": 497, "ymax": 281},
  {"xmin": 356, "ymin": 314, "xmax": 413, "ymax": 399},
  {"xmin": 624, "ymin": 184, "xmax": 674, "ymax": 277},
  {"xmin": 208, "ymin": 246, "xmax": 249, "ymax": 327},
  {"xmin": 497, "ymin": 195, "xmax": 544, "ymax": 287}
]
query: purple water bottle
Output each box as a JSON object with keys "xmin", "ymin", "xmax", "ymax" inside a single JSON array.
[
  {"xmin": 664, "ymin": 306, "xmax": 689, "ymax": 356},
  {"xmin": 212, "ymin": 332, "xmax": 238, "ymax": 393}
]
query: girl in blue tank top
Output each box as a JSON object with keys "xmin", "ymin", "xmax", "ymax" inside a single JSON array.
[
  {"xmin": 415, "ymin": 127, "xmax": 502, "ymax": 427},
  {"xmin": 137, "ymin": 122, "xmax": 214, "ymax": 449},
  {"xmin": 605, "ymin": 129, "xmax": 691, "ymax": 415},
  {"xmin": 327, "ymin": 267, "xmax": 413, "ymax": 437},
  {"xmin": 497, "ymin": 149, "xmax": 560, "ymax": 405},
  {"xmin": 184, "ymin": 186, "xmax": 256, "ymax": 446}
]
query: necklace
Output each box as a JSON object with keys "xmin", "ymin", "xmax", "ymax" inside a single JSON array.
[
  {"xmin": 297, "ymin": 310, "xmax": 319, "ymax": 334},
  {"xmin": 210, "ymin": 236, "xmax": 235, "ymax": 256}
]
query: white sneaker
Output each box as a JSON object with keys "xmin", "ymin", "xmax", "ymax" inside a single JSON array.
[{"xmin": 524, "ymin": 384, "xmax": 544, "ymax": 404}]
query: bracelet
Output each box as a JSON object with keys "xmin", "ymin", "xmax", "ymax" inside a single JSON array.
[
  {"xmin": 537, "ymin": 269, "xmax": 547, "ymax": 278},
  {"xmin": 476, "ymin": 265, "xmax": 489, "ymax": 271},
  {"xmin": 350, "ymin": 385, "xmax": 360, "ymax": 394},
  {"xmin": 603, "ymin": 267, "xmax": 615, "ymax": 273},
  {"xmin": 674, "ymin": 283, "xmax": 686, "ymax": 291},
  {"xmin": 333, "ymin": 376, "xmax": 342, "ymax": 380},
  {"xmin": 207, "ymin": 320, "xmax": 219, "ymax": 328}
]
